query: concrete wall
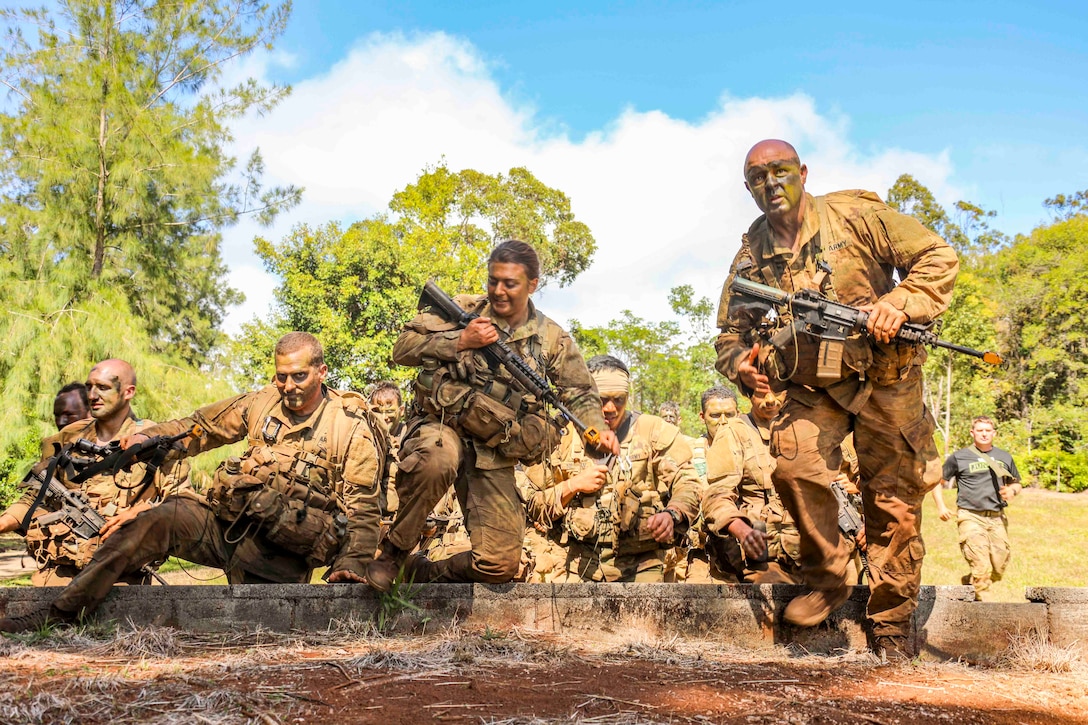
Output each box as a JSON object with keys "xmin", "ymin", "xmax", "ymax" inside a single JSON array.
[{"xmin": 2, "ymin": 583, "xmax": 1080, "ymax": 663}]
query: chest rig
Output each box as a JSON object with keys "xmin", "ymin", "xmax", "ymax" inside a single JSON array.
[{"xmin": 558, "ymin": 414, "xmax": 670, "ymax": 556}]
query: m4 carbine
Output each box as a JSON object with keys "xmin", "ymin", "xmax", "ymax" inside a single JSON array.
[
  {"xmin": 418, "ymin": 280, "xmax": 606, "ymax": 452},
  {"xmin": 831, "ymin": 479, "xmax": 869, "ymax": 583},
  {"xmin": 729, "ymin": 276, "xmax": 1003, "ymax": 365}
]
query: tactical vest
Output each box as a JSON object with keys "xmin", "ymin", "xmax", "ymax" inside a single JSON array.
[
  {"xmin": 559, "ymin": 414, "xmax": 675, "ymax": 557},
  {"xmin": 412, "ymin": 297, "xmax": 564, "ymax": 463},
  {"xmin": 206, "ymin": 387, "xmax": 386, "ymax": 567}
]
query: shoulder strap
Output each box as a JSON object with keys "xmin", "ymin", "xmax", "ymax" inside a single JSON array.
[{"xmin": 971, "ymin": 445, "xmax": 1012, "ymax": 503}]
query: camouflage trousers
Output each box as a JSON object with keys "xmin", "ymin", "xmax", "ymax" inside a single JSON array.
[
  {"xmin": 32, "ymin": 564, "xmax": 150, "ymax": 588},
  {"xmin": 550, "ymin": 541, "xmax": 668, "ymax": 583},
  {"xmin": 384, "ymin": 420, "xmax": 523, "ymax": 584},
  {"xmin": 53, "ymin": 496, "xmax": 312, "ymax": 617},
  {"xmin": 956, "ymin": 508, "xmax": 1010, "ymax": 599},
  {"xmin": 771, "ymin": 370, "xmax": 941, "ymax": 637}
]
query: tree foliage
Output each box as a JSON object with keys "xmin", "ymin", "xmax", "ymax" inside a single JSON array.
[
  {"xmin": 0, "ymin": 0, "xmax": 300, "ymax": 362},
  {"xmin": 570, "ymin": 285, "xmax": 725, "ymax": 436},
  {"xmin": 0, "ymin": 1, "xmax": 297, "ymax": 503},
  {"xmin": 235, "ymin": 163, "xmax": 598, "ymax": 388}
]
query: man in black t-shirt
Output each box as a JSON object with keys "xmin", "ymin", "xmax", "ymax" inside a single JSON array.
[{"xmin": 932, "ymin": 416, "xmax": 1021, "ymax": 600}]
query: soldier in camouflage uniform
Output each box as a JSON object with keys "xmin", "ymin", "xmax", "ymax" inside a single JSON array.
[
  {"xmin": 703, "ymin": 389, "xmax": 802, "ymax": 583},
  {"xmin": 521, "ymin": 355, "xmax": 703, "ymax": 582},
  {"xmin": 715, "ymin": 140, "xmax": 955, "ymax": 658},
  {"xmin": 368, "ymin": 381, "xmax": 406, "ymax": 519},
  {"xmin": 0, "ymin": 334, "xmax": 387, "ymax": 632},
  {"xmin": 366, "ymin": 240, "xmax": 618, "ymax": 590},
  {"xmin": 666, "ymin": 386, "xmax": 739, "ymax": 582},
  {"xmin": 0, "ymin": 360, "xmax": 188, "ymax": 586}
]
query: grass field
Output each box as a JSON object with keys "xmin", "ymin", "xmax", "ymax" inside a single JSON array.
[{"xmin": 921, "ymin": 487, "xmax": 1088, "ymax": 600}]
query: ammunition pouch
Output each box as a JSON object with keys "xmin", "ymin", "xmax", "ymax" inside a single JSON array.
[
  {"xmin": 613, "ymin": 487, "xmax": 667, "ymax": 556},
  {"xmin": 563, "ymin": 497, "xmax": 614, "ymax": 544},
  {"xmin": 207, "ymin": 470, "xmax": 264, "ymax": 523},
  {"xmin": 458, "ymin": 391, "xmax": 518, "ymax": 446},
  {"xmin": 24, "ymin": 520, "xmax": 96, "ymax": 569},
  {"xmin": 246, "ymin": 487, "xmax": 347, "ymax": 567}
]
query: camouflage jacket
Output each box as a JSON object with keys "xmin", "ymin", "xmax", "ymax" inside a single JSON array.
[
  {"xmin": 715, "ymin": 190, "xmax": 958, "ymax": 407},
  {"xmin": 144, "ymin": 386, "xmax": 387, "ymax": 577},
  {"xmin": 702, "ymin": 413, "xmax": 790, "ymax": 535},
  {"xmin": 521, "ymin": 415, "xmax": 702, "ymax": 550},
  {"xmin": 393, "ymin": 294, "xmax": 606, "ymax": 470}
]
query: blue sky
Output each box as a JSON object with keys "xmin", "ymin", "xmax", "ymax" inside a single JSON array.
[
  {"xmin": 220, "ymin": 0, "xmax": 1088, "ymax": 330},
  {"xmin": 268, "ymin": 0, "xmax": 1086, "ymax": 231}
]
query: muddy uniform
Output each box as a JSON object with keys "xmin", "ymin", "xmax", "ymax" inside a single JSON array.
[
  {"xmin": 716, "ymin": 190, "xmax": 956, "ymax": 637},
  {"xmin": 523, "ymin": 416, "xmax": 702, "ymax": 582},
  {"xmin": 703, "ymin": 413, "xmax": 801, "ymax": 582},
  {"xmin": 48, "ymin": 386, "xmax": 385, "ymax": 616},
  {"xmin": 385, "ymin": 295, "xmax": 606, "ymax": 583},
  {"xmin": 4, "ymin": 416, "xmax": 189, "ymax": 586},
  {"xmin": 381, "ymin": 422, "xmax": 405, "ymax": 519},
  {"xmin": 663, "ymin": 433, "xmax": 720, "ymax": 583}
]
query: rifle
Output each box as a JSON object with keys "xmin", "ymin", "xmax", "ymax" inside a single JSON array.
[
  {"xmin": 729, "ymin": 276, "xmax": 1004, "ymax": 366},
  {"xmin": 18, "ymin": 426, "xmax": 203, "ymax": 585},
  {"xmin": 418, "ymin": 280, "xmax": 607, "ymax": 453},
  {"xmin": 831, "ymin": 479, "xmax": 869, "ymax": 584}
]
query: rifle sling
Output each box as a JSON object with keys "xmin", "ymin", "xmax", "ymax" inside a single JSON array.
[
  {"xmin": 971, "ymin": 445, "xmax": 1012, "ymax": 505},
  {"xmin": 21, "ymin": 452, "xmax": 64, "ymax": 533}
]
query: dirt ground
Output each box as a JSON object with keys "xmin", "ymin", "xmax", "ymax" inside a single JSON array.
[{"xmin": 1, "ymin": 620, "xmax": 1085, "ymax": 724}]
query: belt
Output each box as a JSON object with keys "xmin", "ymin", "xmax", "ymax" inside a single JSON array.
[{"xmin": 962, "ymin": 508, "xmax": 1003, "ymax": 518}]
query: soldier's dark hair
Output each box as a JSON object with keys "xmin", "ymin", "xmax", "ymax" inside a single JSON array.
[
  {"xmin": 488, "ymin": 239, "xmax": 540, "ymax": 281},
  {"xmin": 57, "ymin": 382, "xmax": 89, "ymax": 407},
  {"xmin": 275, "ymin": 332, "xmax": 324, "ymax": 367},
  {"xmin": 700, "ymin": 385, "xmax": 737, "ymax": 412},
  {"xmin": 368, "ymin": 380, "xmax": 402, "ymax": 405},
  {"xmin": 586, "ymin": 354, "xmax": 629, "ymax": 376}
]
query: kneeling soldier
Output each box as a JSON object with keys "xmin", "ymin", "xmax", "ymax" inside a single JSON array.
[{"xmin": 0, "ymin": 332, "xmax": 387, "ymax": 633}]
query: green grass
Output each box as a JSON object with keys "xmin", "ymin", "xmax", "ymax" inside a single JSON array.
[{"xmin": 921, "ymin": 487, "xmax": 1088, "ymax": 600}]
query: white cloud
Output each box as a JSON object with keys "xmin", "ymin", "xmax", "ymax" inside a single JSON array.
[{"xmin": 221, "ymin": 31, "xmax": 962, "ymax": 338}]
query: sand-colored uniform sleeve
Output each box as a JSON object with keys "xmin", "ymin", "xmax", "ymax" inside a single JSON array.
[
  {"xmin": 649, "ymin": 420, "xmax": 702, "ymax": 523},
  {"xmin": 139, "ymin": 392, "xmax": 260, "ymax": 459},
  {"xmin": 520, "ymin": 427, "xmax": 577, "ymax": 529},
  {"xmin": 713, "ymin": 246, "xmax": 766, "ymax": 387},
  {"xmin": 329, "ymin": 416, "xmax": 383, "ymax": 578},
  {"xmin": 701, "ymin": 424, "xmax": 748, "ymax": 535},
  {"xmin": 859, "ymin": 205, "xmax": 959, "ymax": 323},
  {"xmin": 391, "ymin": 294, "xmax": 482, "ymax": 366}
]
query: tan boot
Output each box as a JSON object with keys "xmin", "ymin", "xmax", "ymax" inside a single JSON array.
[
  {"xmin": 782, "ymin": 584, "xmax": 850, "ymax": 627},
  {"xmin": 873, "ymin": 634, "xmax": 915, "ymax": 662}
]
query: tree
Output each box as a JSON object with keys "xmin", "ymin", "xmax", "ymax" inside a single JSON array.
[
  {"xmin": 0, "ymin": 1, "xmax": 298, "ymax": 502},
  {"xmin": 570, "ymin": 286, "xmax": 724, "ymax": 436},
  {"xmin": 0, "ymin": 0, "xmax": 301, "ymax": 362},
  {"xmin": 237, "ymin": 163, "xmax": 597, "ymax": 388}
]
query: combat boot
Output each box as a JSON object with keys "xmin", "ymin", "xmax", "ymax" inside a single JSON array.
[
  {"xmin": 782, "ymin": 584, "xmax": 850, "ymax": 627},
  {"xmin": 0, "ymin": 604, "xmax": 78, "ymax": 634},
  {"xmin": 873, "ymin": 634, "xmax": 915, "ymax": 662},
  {"xmin": 402, "ymin": 553, "xmax": 445, "ymax": 585},
  {"xmin": 366, "ymin": 544, "xmax": 409, "ymax": 593}
]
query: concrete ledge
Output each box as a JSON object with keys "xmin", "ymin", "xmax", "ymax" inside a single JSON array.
[{"xmin": 1, "ymin": 583, "xmax": 1081, "ymax": 662}]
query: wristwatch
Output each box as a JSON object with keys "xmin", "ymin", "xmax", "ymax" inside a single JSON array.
[{"xmin": 665, "ymin": 508, "xmax": 685, "ymax": 526}]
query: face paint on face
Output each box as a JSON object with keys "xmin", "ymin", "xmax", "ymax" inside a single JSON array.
[
  {"xmin": 274, "ymin": 349, "xmax": 328, "ymax": 416},
  {"xmin": 750, "ymin": 390, "xmax": 787, "ymax": 424},
  {"xmin": 744, "ymin": 144, "xmax": 807, "ymax": 220},
  {"xmin": 599, "ymin": 392, "xmax": 629, "ymax": 432},
  {"xmin": 86, "ymin": 372, "xmax": 126, "ymax": 420},
  {"xmin": 487, "ymin": 262, "xmax": 539, "ymax": 326},
  {"xmin": 53, "ymin": 391, "xmax": 89, "ymax": 429},
  {"xmin": 369, "ymin": 397, "xmax": 402, "ymax": 429},
  {"xmin": 700, "ymin": 397, "xmax": 739, "ymax": 442}
]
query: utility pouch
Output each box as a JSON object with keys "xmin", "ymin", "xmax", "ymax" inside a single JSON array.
[
  {"xmin": 458, "ymin": 392, "xmax": 519, "ymax": 446},
  {"xmin": 615, "ymin": 489, "xmax": 665, "ymax": 556},
  {"xmin": 207, "ymin": 468, "xmax": 264, "ymax": 523},
  {"xmin": 247, "ymin": 487, "xmax": 345, "ymax": 566},
  {"xmin": 496, "ymin": 412, "xmax": 561, "ymax": 464},
  {"xmin": 563, "ymin": 498, "xmax": 601, "ymax": 542}
]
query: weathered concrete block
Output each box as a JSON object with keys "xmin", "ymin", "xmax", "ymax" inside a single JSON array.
[
  {"xmin": 1026, "ymin": 587, "xmax": 1088, "ymax": 654},
  {"xmin": 917, "ymin": 598, "xmax": 1047, "ymax": 662}
]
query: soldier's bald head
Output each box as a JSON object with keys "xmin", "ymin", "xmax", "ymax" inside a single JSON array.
[
  {"xmin": 744, "ymin": 139, "xmax": 801, "ymax": 172},
  {"xmin": 89, "ymin": 359, "xmax": 137, "ymax": 388}
]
